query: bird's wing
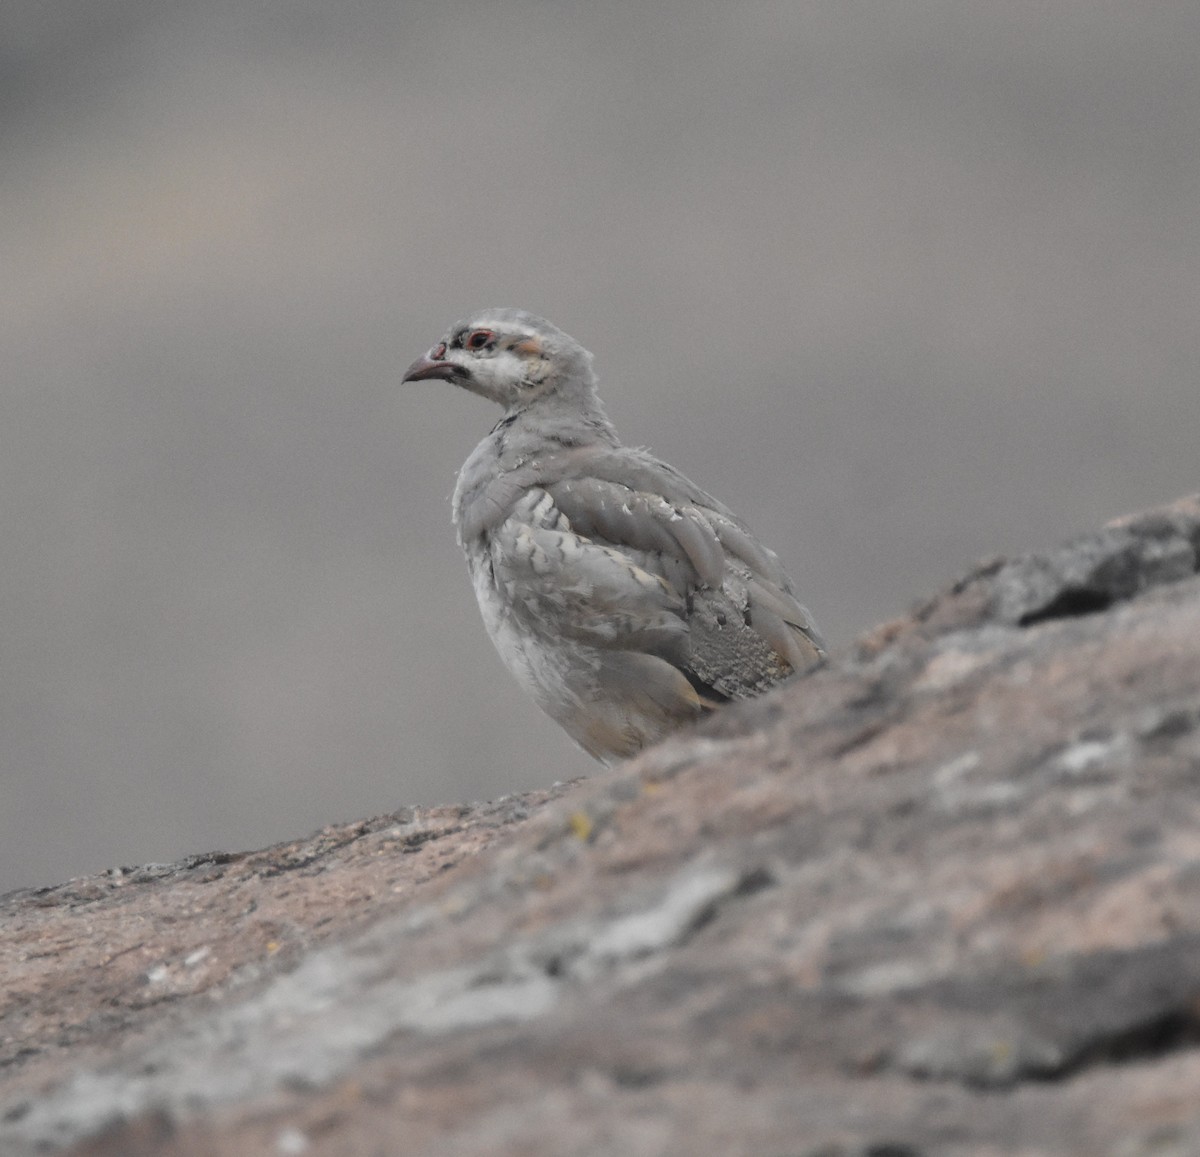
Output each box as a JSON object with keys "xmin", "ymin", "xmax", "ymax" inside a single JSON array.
[
  {"xmin": 488, "ymin": 487, "xmax": 691, "ymax": 662},
  {"xmin": 542, "ymin": 475, "xmax": 725, "ymax": 588},
  {"xmin": 538, "ymin": 458, "xmax": 826, "ymax": 699}
]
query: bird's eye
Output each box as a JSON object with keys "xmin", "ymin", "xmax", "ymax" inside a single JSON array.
[{"xmin": 465, "ymin": 329, "xmax": 494, "ymax": 351}]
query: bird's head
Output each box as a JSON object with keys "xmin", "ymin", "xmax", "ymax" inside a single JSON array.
[{"xmin": 402, "ymin": 309, "xmax": 594, "ymax": 411}]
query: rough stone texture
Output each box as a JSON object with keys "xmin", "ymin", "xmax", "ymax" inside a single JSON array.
[{"xmin": 3, "ymin": 495, "xmax": 1200, "ymax": 1157}]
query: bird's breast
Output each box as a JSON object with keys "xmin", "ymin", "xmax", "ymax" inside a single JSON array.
[{"xmin": 463, "ymin": 537, "xmax": 600, "ymax": 719}]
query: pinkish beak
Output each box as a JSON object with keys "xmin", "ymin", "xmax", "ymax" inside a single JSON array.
[{"xmin": 402, "ymin": 354, "xmax": 464, "ymax": 383}]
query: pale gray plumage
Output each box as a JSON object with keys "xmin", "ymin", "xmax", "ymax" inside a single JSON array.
[{"xmin": 403, "ymin": 309, "xmax": 825, "ymax": 765}]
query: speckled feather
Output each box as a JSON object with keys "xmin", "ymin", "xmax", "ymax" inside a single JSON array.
[{"xmin": 405, "ymin": 309, "xmax": 825, "ymax": 764}]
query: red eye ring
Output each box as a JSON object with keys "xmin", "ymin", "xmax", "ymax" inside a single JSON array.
[{"xmin": 466, "ymin": 329, "xmax": 494, "ymax": 350}]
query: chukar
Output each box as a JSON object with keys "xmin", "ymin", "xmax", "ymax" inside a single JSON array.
[{"xmin": 404, "ymin": 309, "xmax": 825, "ymax": 764}]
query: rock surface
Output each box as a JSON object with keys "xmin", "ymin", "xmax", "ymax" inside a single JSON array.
[{"xmin": 3, "ymin": 495, "xmax": 1200, "ymax": 1157}]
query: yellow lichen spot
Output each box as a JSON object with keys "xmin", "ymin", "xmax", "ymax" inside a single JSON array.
[
  {"xmin": 266, "ymin": 941, "xmax": 281, "ymax": 955},
  {"xmin": 568, "ymin": 811, "xmax": 593, "ymax": 841},
  {"xmin": 338, "ymin": 1079, "xmax": 364, "ymax": 1103},
  {"xmin": 439, "ymin": 892, "xmax": 470, "ymax": 917}
]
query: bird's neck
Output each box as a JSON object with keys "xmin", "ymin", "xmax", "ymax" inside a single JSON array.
[
  {"xmin": 501, "ymin": 381, "xmax": 619, "ymax": 451},
  {"xmin": 454, "ymin": 386, "xmax": 619, "ymax": 545}
]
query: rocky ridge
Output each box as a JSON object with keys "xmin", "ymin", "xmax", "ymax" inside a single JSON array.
[{"xmin": 2, "ymin": 495, "xmax": 1200, "ymax": 1156}]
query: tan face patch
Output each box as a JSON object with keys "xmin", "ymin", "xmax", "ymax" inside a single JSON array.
[{"xmin": 512, "ymin": 336, "xmax": 543, "ymax": 357}]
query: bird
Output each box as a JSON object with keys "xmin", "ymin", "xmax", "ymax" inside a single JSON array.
[{"xmin": 403, "ymin": 309, "xmax": 825, "ymax": 765}]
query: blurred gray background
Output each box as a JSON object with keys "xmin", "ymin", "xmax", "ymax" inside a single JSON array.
[{"xmin": 2, "ymin": 1, "xmax": 1197, "ymax": 894}]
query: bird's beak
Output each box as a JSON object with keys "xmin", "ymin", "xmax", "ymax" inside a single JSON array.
[{"xmin": 402, "ymin": 354, "xmax": 465, "ymax": 383}]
